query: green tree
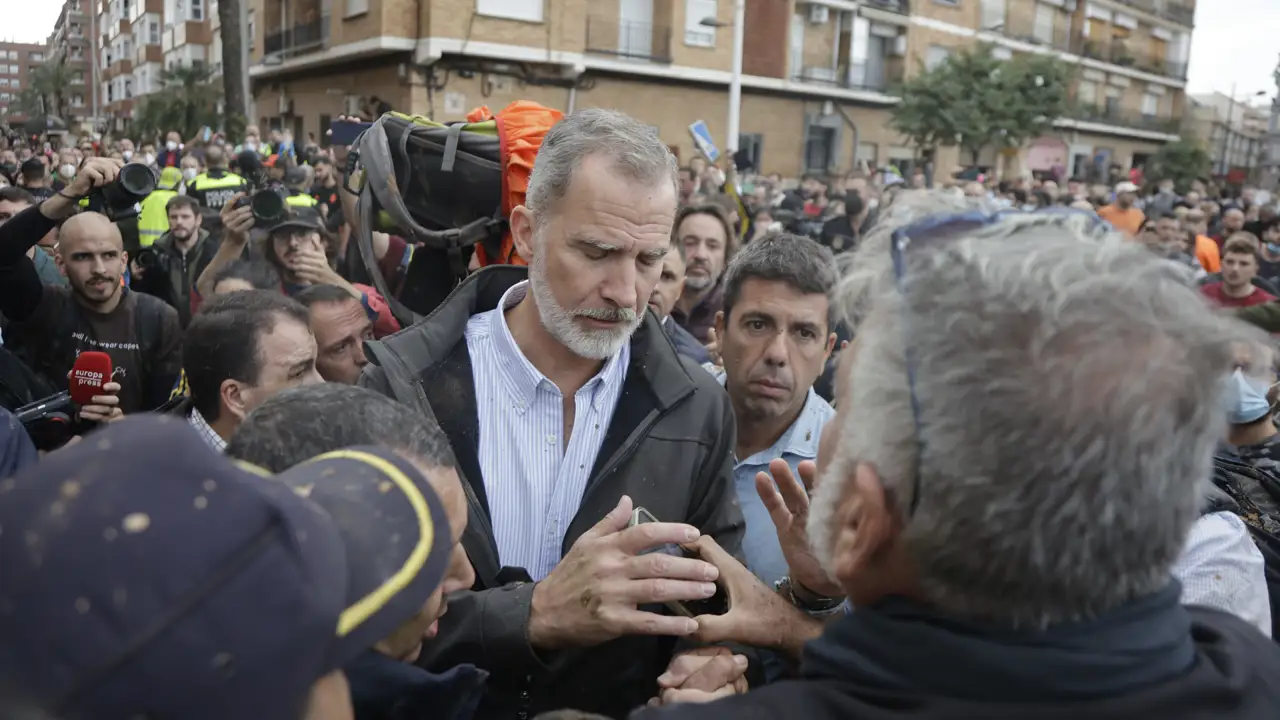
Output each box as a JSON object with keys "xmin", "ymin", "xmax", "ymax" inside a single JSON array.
[
  {"xmin": 1146, "ymin": 138, "xmax": 1211, "ymax": 192},
  {"xmin": 132, "ymin": 64, "xmax": 222, "ymax": 141},
  {"xmin": 891, "ymin": 44, "xmax": 1071, "ymax": 166},
  {"xmin": 15, "ymin": 56, "xmax": 76, "ymax": 120}
]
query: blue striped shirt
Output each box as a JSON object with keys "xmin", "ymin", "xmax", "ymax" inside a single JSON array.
[{"xmin": 465, "ymin": 281, "xmax": 631, "ymax": 580}]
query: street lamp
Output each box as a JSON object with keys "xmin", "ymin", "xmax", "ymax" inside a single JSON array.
[
  {"xmin": 699, "ymin": 0, "xmax": 745, "ymax": 155},
  {"xmin": 1221, "ymin": 86, "xmax": 1267, "ymax": 175}
]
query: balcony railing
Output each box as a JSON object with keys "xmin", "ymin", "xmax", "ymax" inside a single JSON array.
[
  {"xmin": 860, "ymin": 0, "xmax": 909, "ymax": 13},
  {"xmin": 795, "ymin": 60, "xmax": 905, "ymax": 93},
  {"xmin": 1078, "ymin": 39, "xmax": 1187, "ymax": 80},
  {"xmin": 1067, "ymin": 104, "xmax": 1181, "ymax": 134},
  {"xmin": 983, "ymin": 12, "xmax": 1077, "ymax": 53},
  {"xmin": 263, "ymin": 16, "xmax": 329, "ymax": 58},
  {"xmin": 584, "ymin": 16, "xmax": 673, "ymax": 63},
  {"xmin": 1112, "ymin": 0, "xmax": 1196, "ymax": 27}
]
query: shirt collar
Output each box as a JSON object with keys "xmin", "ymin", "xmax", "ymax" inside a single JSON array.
[
  {"xmin": 488, "ymin": 280, "xmax": 629, "ymax": 414},
  {"xmin": 188, "ymin": 407, "xmax": 227, "ymax": 452},
  {"xmin": 716, "ymin": 371, "xmax": 831, "ymax": 466}
]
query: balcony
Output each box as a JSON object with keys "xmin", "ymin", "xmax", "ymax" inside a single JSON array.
[
  {"xmin": 1079, "ymin": 38, "xmax": 1187, "ymax": 80},
  {"xmin": 984, "ymin": 12, "xmax": 1077, "ymax": 53},
  {"xmin": 794, "ymin": 60, "xmax": 904, "ymax": 93},
  {"xmin": 263, "ymin": 16, "xmax": 329, "ymax": 58},
  {"xmin": 584, "ymin": 16, "xmax": 673, "ymax": 64},
  {"xmin": 860, "ymin": 0, "xmax": 909, "ymax": 13},
  {"xmin": 1112, "ymin": 0, "xmax": 1196, "ymax": 27},
  {"xmin": 1067, "ymin": 104, "xmax": 1181, "ymax": 134},
  {"xmin": 163, "ymin": 20, "xmax": 214, "ymax": 52},
  {"xmin": 134, "ymin": 43, "xmax": 162, "ymax": 65}
]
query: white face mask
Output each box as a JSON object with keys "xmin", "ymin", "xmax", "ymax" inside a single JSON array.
[
  {"xmin": 166, "ymin": 141, "xmax": 178, "ymax": 151},
  {"xmin": 182, "ymin": 167, "xmax": 198, "ymax": 181},
  {"xmin": 143, "ymin": 153, "xmax": 156, "ymax": 166},
  {"xmin": 59, "ymin": 164, "xmax": 76, "ymax": 179},
  {"xmin": 122, "ymin": 150, "xmax": 133, "ymax": 160},
  {"xmin": 245, "ymin": 140, "xmax": 258, "ymax": 151}
]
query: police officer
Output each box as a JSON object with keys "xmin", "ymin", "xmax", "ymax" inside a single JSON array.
[
  {"xmin": 185, "ymin": 146, "xmax": 248, "ymax": 231},
  {"xmin": 137, "ymin": 166, "xmax": 185, "ymax": 248},
  {"xmin": 283, "ymin": 166, "xmax": 317, "ymax": 210}
]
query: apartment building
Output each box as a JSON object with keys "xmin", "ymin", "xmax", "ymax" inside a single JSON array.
[
  {"xmin": 162, "ymin": 0, "xmax": 216, "ymax": 74},
  {"xmin": 1186, "ymin": 92, "xmax": 1270, "ymax": 185},
  {"xmin": 247, "ymin": 0, "xmax": 1196, "ymax": 179},
  {"xmin": 0, "ymin": 42, "xmax": 47, "ymax": 128},
  {"xmin": 46, "ymin": 0, "xmax": 96, "ymax": 132}
]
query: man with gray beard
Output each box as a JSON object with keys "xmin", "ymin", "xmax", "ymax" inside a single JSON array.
[
  {"xmin": 360, "ymin": 109, "xmax": 749, "ymax": 719},
  {"xmin": 629, "ymin": 192, "xmax": 1280, "ymax": 719}
]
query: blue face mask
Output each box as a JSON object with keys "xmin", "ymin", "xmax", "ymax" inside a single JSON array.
[
  {"xmin": 1224, "ymin": 368, "xmax": 1273, "ymax": 425},
  {"xmin": 1267, "ymin": 243, "xmax": 1280, "ymax": 255}
]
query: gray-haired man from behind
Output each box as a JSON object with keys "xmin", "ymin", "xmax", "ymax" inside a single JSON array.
[
  {"xmin": 359, "ymin": 109, "xmax": 750, "ymax": 718},
  {"xmin": 631, "ymin": 192, "xmax": 1280, "ymax": 720}
]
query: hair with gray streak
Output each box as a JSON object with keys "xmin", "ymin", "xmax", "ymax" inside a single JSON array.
[
  {"xmin": 525, "ymin": 109, "xmax": 679, "ymax": 220},
  {"xmin": 808, "ymin": 189, "xmax": 1268, "ymax": 628}
]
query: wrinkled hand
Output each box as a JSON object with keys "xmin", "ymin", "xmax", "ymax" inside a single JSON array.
[
  {"xmin": 292, "ymin": 248, "xmax": 357, "ymax": 294},
  {"xmin": 756, "ymin": 459, "xmax": 843, "ymax": 598},
  {"xmin": 527, "ymin": 495, "xmax": 720, "ymax": 650},
  {"xmin": 79, "ymin": 382, "xmax": 124, "ymax": 423},
  {"xmin": 650, "ymin": 647, "xmax": 748, "ymax": 706},
  {"xmin": 686, "ymin": 536, "xmax": 823, "ymax": 658},
  {"xmin": 220, "ymin": 194, "xmax": 256, "ymax": 243},
  {"xmin": 64, "ymin": 157, "xmax": 124, "ymax": 197}
]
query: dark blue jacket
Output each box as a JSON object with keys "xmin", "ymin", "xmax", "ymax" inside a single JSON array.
[
  {"xmin": 664, "ymin": 318, "xmax": 711, "ymax": 365},
  {"xmin": 347, "ymin": 651, "xmax": 487, "ymax": 720}
]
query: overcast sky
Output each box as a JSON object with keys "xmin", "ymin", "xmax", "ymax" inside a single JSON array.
[{"xmin": 3, "ymin": 0, "xmax": 1276, "ymax": 103}]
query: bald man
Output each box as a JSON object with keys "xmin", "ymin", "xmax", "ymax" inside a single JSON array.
[{"xmin": 0, "ymin": 157, "xmax": 183, "ymax": 414}]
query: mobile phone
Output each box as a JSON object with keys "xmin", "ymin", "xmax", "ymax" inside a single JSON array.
[
  {"xmin": 329, "ymin": 120, "xmax": 373, "ymax": 146},
  {"xmin": 629, "ymin": 507, "xmax": 729, "ymax": 618}
]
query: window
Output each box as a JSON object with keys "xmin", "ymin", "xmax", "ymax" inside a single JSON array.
[
  {"xmin": 10, "ymin": 80, "xmax": 18, "ymax": 89},
  {"xmin": 30, "ymin": 52, "xmax": 43, "ymax": 61},
  {"xmin": 925, "ymin": 45, "xmax": 951, "ymax": 70},
  {"xmin": 1078, "ymin": 80, "xmax": 1097, "ymax": 105},
  {"xmin": 980, "ymin": 0, "xmax": 1005, "ymax": 30},
  {"xmin": 684, "ymin": 0, "xmax": 717, "ymax": 47},
  {"xmin": 1141, "ymin": 93, "xmax": 1158, "ymax": 117},
  {"xmin": 1032, "ymin": 3, "xmax": 1055, "ymax": 45},
  {"xmin": 1104, "ymin": 87, "xmax": 1122, "ymax": 116},
  {"xmin": 73, "ymin": 94, "xmax": 84, "ymax": 107},
  {"xmin": 804, "ymin": 125, "xmax": 836, "ymax": 172},
  {"xmin": 475, "ymin": 0, "xmax": 543, "ymax": 22},
  {"xmin": 149, "ymin": 20, "xmax": 159, "ymax": 44},
  {"xmin": 0, "ymin": 93, "xmax": 9, "ymax": 102},
  {"xmin": 0, "ymin": 79, "xmax": 8, "ymax": 87},
  {"xmin": 345, "ymin": 0, "xmax": 370, "ymax": 16},
  {"xmin": 737, "ymin": 133, "xmax": 763, "ymax": 172},
  {"xmin": 191, "ymin": 0, "xmax": 203, "ymax": 21}
]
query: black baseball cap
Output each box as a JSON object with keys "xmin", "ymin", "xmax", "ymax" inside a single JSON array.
[
  {"xmin": 0, "ymin": 415, "xmax": 453, "ymax": 720},
  {"xmin": 265, "ymin": 204, "xmax": 324, "ymax": 236}
]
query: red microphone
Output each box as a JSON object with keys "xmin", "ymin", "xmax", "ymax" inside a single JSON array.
[{"xmin": 69, "ymin": 352, "xmax": 113, "ymax": 406}]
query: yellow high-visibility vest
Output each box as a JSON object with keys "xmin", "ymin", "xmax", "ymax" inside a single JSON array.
[{"xmin": 137, "ymin": 189, "xmax": 178, "ymax": 247}]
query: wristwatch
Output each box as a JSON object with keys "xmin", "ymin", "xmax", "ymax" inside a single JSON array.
[{"xmin": 775, "ymin": 575, "xmax": 845, "ymax": 618}]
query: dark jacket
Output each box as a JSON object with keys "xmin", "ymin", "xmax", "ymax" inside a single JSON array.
[
  {"xmin": 664, "ymin": 317, "xmax": 711, "ymax": 365},
  {"xmin": 632, "ymin": 602, "xmax": 1280, "ymax": 720},
  {"xmin": 359, "ymin": 266, "xmax": 745, "ymax": 720},
  {"xmin": 347, "ymin": 650, "xmax": 487, "ymax": 720},
  {"xmin": 133, "ymin": 228, "xmax": 215, "ymax": 327}
]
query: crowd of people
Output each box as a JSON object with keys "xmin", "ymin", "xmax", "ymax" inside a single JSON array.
[{"xmin": 1, "ymin": 106, "xmax": 1280, "ymax": 720}]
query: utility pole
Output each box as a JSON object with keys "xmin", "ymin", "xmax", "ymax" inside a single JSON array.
[{"xmin": 89, "ymin": 0, "xmax": 99, "ymax": 135}]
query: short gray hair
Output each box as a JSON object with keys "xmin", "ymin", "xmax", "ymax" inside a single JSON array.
[
  {"xmin": 526, "ymin": 109, "xmax": 679, "ymax": 219},
  {"xmin": 809, "ymin": 190, "xmax": 1268, "ymax": 628},
  {"xmin": 721, "ymin": 233, "xmax": 839, "ymax": 330}
]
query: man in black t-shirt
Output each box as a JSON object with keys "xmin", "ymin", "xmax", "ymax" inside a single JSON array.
[{"xmin": 0, "ymin": 160, "xmax": 183, "ymax": 415}]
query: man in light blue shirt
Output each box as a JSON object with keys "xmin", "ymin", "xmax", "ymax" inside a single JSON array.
[{"xmin": 712, "ymin": 234, "xmax": 839, "ymax": 590}]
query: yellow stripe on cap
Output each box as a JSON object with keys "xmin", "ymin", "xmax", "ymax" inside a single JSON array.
[
  {"xmin": 231, "ymin": 459, "xmax": 273, "ymax": 479},
  {"xmin": 308, "ymin": 449, "xmax": 434, "ymax": 637}
]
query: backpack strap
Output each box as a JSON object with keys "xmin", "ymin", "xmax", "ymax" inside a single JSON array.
[
  {"xmin": 356, "ymin": 180, "xmax": 423, "ymax": 329},
  {"xmin": 363, "ymin": 338, "xmax": 434, "ymax": 418},
  {"xmin": 133, "ymin": 292, "xmax": 166, "ymax": 386}
]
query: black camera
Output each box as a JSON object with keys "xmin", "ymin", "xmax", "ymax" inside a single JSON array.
[
  {"xmin": 132, "ymin": 246, "xmax": 163, "ymax": 273},
  {"xmin": 15, "ymin": 391, "xmax": 77, "ymax": 452},
  {"xmin": 85, "ymin": 162, "xmax": 157, "ymax": 222},
  {"xmin": 233, "ymin": 150, "xmax": 289, "ymax": 224}
]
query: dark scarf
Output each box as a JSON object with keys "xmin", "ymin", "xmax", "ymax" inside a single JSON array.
[{"xmin": 803, "ymin": 583, "xmax": 1196, "ymax": 702}]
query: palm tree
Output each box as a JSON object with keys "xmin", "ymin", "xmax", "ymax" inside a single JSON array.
[
  {"xmin": 133, "ymin": 63, "xmax": 222, "ymax": 140},
  {"xmin": 218, "ymin": 0, "xmax": 247, "ymax": 142},
  {"xmin": 20, "ymin": 57, "xmax": 75, "ymax": 120}
]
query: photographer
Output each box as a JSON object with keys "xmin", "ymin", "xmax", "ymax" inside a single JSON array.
[
  {"xmin": 0, "ymin": 157, "xmax": 183, "ymax": 415},
  {"xmin": 131, "ymin": 195, "xmax": 215, "ymax": 327}
]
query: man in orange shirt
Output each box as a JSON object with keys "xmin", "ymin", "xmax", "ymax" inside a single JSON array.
[
  {"xmin": 1184, "ymin": 209, "xmax": 1222, "ymax": 273},
  {"xmin": 1097, "ymin": 181, "xmax": 1145, "ymax": 237}
]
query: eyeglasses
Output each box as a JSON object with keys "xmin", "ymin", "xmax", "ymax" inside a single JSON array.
[{"xmin": 889, "ymin": 207, "xmax": 1110, "ymax": 517}]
